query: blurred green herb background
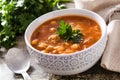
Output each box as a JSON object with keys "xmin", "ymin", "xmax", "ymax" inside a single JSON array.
[{"xmin": 0, "ymin": 0, "xmax": 72, "ymax": 49}]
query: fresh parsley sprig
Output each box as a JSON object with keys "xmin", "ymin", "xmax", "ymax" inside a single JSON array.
[
  {"xmin": 57, "ymin": 20, "xmax": 84, "ymax": 43},
  {"xmin": 0, "ymin": 0, "xmax": 72, "ymax": 49}
]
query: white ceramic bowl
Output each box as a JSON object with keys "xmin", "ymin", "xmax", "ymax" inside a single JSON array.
[{"xmin": 24, "ymin": 9, "xmax": 107, "ymax": 75}]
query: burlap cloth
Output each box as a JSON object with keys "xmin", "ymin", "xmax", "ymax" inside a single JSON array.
[{"xmin": 74, "ymin": 0, "xmax": 120, "ymax": 72}]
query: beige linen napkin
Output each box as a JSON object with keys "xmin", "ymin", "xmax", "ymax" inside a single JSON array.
[
  {"xmin": 74, "ymin": 0, "xmax": 120, "ymax": 72},
  {"xmin": 101, "ymin": 20, "xmax": 120, "ymax": 72},
  {"xmin": 74, "ymin": 0, "xmax": 120, "ymax": 21}
]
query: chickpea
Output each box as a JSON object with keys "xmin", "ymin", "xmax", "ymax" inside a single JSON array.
[
  {"xmin": 65, "ymin": 48, "xmax": 74, "ymax": 53},
  {"xmin": 31, "ymin": 39, "xmax": 39, "ymax": 46},
  {"xmin": 49, "ymin": 28, "xmax": 56, "ymax": 32},
  {"xmin": 76, "ymin": 24, "xmax": 81, "ymax": 28},
  {"xmin": 54, "ymin": 46, "xmax": 65, "ymax": 51},
  {"xmin": 50, "ymin": 21, "xmax": 57, "ymax": 25},
  {"xmin": 48, "ymin": 34, "xmax": 60, "ymax": 43},
  {"xmin": 38, "ymin": 42, "xmax": 48, "ymax": 50},
  {"xmin": 83, "ymin": 45, "xmax": 87, "ymax": 49},
  {"xmin": 73, "ymin": 24, "xmax": 84, "ymax": 31},
  {"xmin": 94, "ymin": 26, "xmax": 99, "ymax": 30},
  {"xmin": 44, "ymin": 45, "xmax": 54, "ymax": 53},
  {"xmin": 83, "ymin": 37, "xmax": 92, "ymax": 44},
  {"xmin": 48, "ymin": 34, "xmax": 60, "ymax": 40},
  {"xmin": 71, "ymin": 44, "xmax": 79, "ymax": 50},
  {"xmin": 68, "ymin": 22, "xmax": 75, "ymax": 26},
  {"xmin": 64, "ymin": 42, "xmax": 70, "ymax": 46},
  {"xmin": 52, "ymin": 50, "xmax": 58, "ymax": 54},
  {"xmin": 58, "ymin": 51, "xmax": 62, "ymax": 54}
]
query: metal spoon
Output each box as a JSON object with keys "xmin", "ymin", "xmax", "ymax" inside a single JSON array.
[{"xmin": 5, "ymin": 48, "xmax": 32, "ymax": 80}]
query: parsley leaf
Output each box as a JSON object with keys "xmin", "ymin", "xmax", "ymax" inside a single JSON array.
[
  {"xmin": 57, "ymin": 20, "xmax": 84, "ymax": 43},
  {"xmin": 0, "ymin": 0, "xmax": 72, "ymax": 49},
  {"xmin": 71, "ymin": 30, "xmax": 84, "ymax": 43}
]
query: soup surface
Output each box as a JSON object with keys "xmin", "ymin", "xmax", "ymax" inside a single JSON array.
[{"xmin": 31, "ymin": 15, "xmax": 101, "ymax": 54}]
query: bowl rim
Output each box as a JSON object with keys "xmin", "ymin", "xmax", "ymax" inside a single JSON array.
[{"xmin": 24, "ymin": 8, "xmax": 107, "ymax": 56}]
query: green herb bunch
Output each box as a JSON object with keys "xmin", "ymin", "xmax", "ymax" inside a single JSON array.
[
  {"xmin": 57, "ymin": 20, "xmax": 84, "ymax": 43},
  {"xmin": 0, "ymin": 0, "xmax": 71, "ymax": 49}
]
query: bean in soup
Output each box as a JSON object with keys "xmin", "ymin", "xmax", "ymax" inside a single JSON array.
[{"xmin": 31, "ymin": 15, "xmax": 101, "ymax": 54}]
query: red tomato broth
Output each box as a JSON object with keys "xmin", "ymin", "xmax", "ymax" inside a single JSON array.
[{"xmin": 31, "ymin": 15, "xmax": 101, "ymax": 54}]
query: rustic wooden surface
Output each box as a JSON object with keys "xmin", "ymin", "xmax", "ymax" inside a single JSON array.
[{"xmin": 1, "ymin": 1, "xmax": 120, "ymax": 80}]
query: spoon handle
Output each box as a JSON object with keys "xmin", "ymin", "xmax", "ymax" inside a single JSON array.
[{"xmin": 22, "ymin": 72, "xmax": 32, "ymax": 80}]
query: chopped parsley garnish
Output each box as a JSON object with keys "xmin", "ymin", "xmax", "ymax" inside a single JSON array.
[{"xmin": 57, "ymin": 20, "xmax": 84, "ymax": 43}]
